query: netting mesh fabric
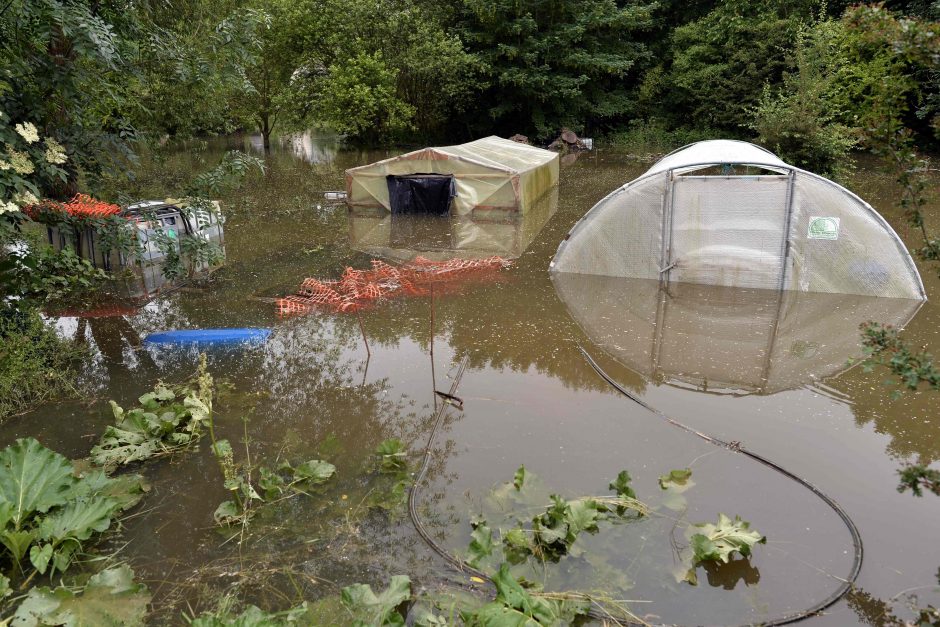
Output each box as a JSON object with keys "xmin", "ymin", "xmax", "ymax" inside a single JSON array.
[{"xmin": 276, "ymin": 256, "xmax": 511, "ymax": 315}]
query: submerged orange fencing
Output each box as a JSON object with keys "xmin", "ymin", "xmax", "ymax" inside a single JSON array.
[
  {"xmin": 276, "ymin": 256, "xmax": 511, "ymax": 315},
  {"xmin": 24, "ymin": 194, "xmax": 122, "ymax": 219}
]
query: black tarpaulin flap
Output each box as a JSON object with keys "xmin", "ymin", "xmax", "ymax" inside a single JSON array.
[{"xmin": 386, "ymin": 174, "xmax": 456, "ymax": 215}]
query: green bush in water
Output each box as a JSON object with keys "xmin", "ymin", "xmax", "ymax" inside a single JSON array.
[{"xmin": 0, "ymin": 307, "xmax": 85, "ymax": 420}]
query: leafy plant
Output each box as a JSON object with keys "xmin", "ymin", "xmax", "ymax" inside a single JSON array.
[
  {"xmin": 375, "ymin": 438, "xmax": 407, "ymax": 473},
  {"xmin": 208, "ymin": 413, "xmax": 336, "ymax": 527},
  {"xmin": 475, "ymin": 469, "xmax": 649, "ymax": 567},
  {"xmin": 90, "ymin": 356, "xmax": 214, "ymax": 467},
  {"xmin": 212, "ymin": 446, "xmax": 335, "ymax": 526},
  {"xmin": 0, "ymin": 438, "xmax": 146, "ymax": 584},
  {"xmin": 690, "ymin": 513, "xmax": 766, "ymax": 565},
  {"xmin": 460, "ymin": 564, "xmax": 589, "ymax": 626},
  {"xmin": 12, "ymin": 565, "xmax": 150, "ymax": 626},
  {"xmin": 341, "ymin": 575, "xmax": 411, "ymax": 626}
]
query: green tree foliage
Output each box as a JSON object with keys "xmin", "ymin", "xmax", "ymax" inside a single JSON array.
[
  {"xmin": 457, "ymin": 0, "xmax": 657, "ymax": 139},
  {"xmin": 0, "ymin": 0, "xmax": 138, "ymax": 196},
  {"xmin": 318, "ymin": 52, "xmax": 416, "ymax": 145},
  {"xmin": 667, "ymin": 0, "xmax": 817, "ymax": 132},
  {"xmin": 750, "ymin": 22, "xmax": 858, "ymax": 179},
  {"xmin": 133, "ymin": 2, "xmax": 272, "ymax": 139},
  {"xmin": 833, "ymin": 5, "xmax": 940, "ymax": 148},
  {"xmin": 278, "ymin": 0, "xmax": 480, "ymax": 143}
]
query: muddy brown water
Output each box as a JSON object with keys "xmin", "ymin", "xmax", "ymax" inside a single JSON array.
[{"xmin": 6, "ymin": 133, "xmax": 940, "ymax": 625}]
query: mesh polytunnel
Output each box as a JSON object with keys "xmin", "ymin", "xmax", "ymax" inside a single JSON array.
[{"xmin": 550, "ymin": 140, "xmax": 926, "ymax": 300}]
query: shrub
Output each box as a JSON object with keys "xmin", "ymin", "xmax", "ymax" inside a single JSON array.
[{"xmin": 0, "ymin": 307, "xmax": 85, "ymax": 420}]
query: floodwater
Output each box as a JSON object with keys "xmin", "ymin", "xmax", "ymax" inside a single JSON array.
[{"xmin": 6, "ymin": 132, "xmax": 940, "ymax": 625}]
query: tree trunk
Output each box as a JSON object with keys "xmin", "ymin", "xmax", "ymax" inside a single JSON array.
[{"xmin": 261, "ymin": 115, "xmax": 272, "ymax": 152}]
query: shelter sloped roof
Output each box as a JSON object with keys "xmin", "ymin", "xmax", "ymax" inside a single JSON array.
[
  {"xmin": 345, "ymin": 136, "xmax": 556, "ymax": 176},
  {"xmin": 436, "ymin": 136, "xmax": 557, "ymax": 173},
  {"xmin": 644, "ymin": 140, "xmax": 789, "ymax": 176}
]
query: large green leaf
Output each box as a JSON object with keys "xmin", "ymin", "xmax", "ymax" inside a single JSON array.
[
  {"xmin": 12, "ymin": 565, "xmax": 150, "ymax": 626},
  {"xmin": 68, "ymin": 471, "xmax": 148, "ymax": 512},
  {"xmin": 341, "ymin": 575, "xmax": 411, "ymax": 627},
  {"xmin": 565, "ymin": 499, "xmax": 600, "ymax": 537},
  {"xmin": 691, "ymin": 513, "xmax": 766, "ymax": 564},
  {"xmin": 292, "ymin": 460, "xmax": 336, "ymax": 485},
  {"xmin": 0, "ymin": 438, "xmax": 75, "ymax": 530},
  {"xmin": 38, "ymin": 496, "xmax": 121, "ymax": 543},
  {"xmin": 1, "ymin": 529, "xmax": 37, "ymax": 562}
]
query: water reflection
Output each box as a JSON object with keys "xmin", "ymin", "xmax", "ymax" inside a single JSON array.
[
  {"xmin": 349, "ymin": 187, "xmax": 558, "ymax": 261},
  {"xmin": 553, "ymin": 274, "xmax": 922, "ymax": 395},
  {"xmin": 246, "ymin": 130, "xmax": 341, "ymax": 164}
]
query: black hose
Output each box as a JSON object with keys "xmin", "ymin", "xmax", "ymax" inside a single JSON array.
[
  {"xmin": 407, "ymin": 349, "xmax": 863, "ymax": 626},
  {"xmin": 578, "ymin": 346, "xmax": 863, "ymax": 626}
]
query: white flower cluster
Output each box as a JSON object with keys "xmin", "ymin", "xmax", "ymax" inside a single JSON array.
[
  {"xmin": 14, "ymin": 191, "xmax": 38, "ymax": 206},
  {"xmin": 0, "ymin": 200, "xmax": 19, "ymax": 215},
  {"xmin": 15, "ymin": 122, "xmax": 39, "ymax": 144},
  {"xmin": 44, "ymin": 138, "xmax": 67, "ymax": 165},
  {"xmin": 4, "ymin": 147, "xmax": 34, "ymax": 175}
]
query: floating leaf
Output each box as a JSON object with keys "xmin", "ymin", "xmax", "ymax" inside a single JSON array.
[
  {"xmin": 659, "ymin": 469, "xmax": 693, "ymax": 491},
  {"xmin": 502, "ymin": 527, "xmax": 531, "ymax": 564},
  {"xmin": 566, "ymin": 499, "xmax": 601, "ymax": 536},
  {"xmin": 12, "ymin": 564, "xmax": 150, "ymax": 626},
  {"xmin": 292, "ymin": 460, "xmax": 336, "ymax": 485},
  {"xmin": 691, "ymin": 513, "xmax": 766, "ymax": 564},
  {"xmin": 467, "ymin": 519, "xmax": 494, "ymax": 568},
  {"xmin": 341, "ymin": 575, "xmax": 411, "ymax": 627},
  {"xmin": 513, "ymin": 465, "xmax": 527, "ymax": 491}
]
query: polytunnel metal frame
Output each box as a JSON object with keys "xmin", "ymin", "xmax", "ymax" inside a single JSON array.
[{"xmin": 550, "ymin": 140, "xmax": 927, "ymax": 300}]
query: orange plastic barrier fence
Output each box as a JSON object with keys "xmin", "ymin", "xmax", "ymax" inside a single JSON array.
[
  {"xmin": 24, "ymin": 194, "xmax": 121, "ymax": 219},
  {"xmin": 276, "ymin": 256, "xmax": 511, "ymax": 316}
]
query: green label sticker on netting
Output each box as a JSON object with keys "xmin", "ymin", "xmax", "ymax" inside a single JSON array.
[{"xmin": 808, "ymin": 217, "xmax": 839, "ymax": 240}]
